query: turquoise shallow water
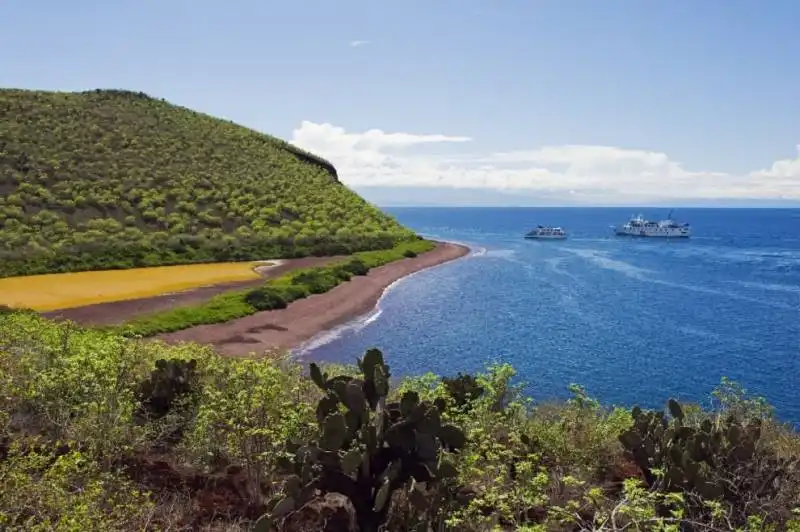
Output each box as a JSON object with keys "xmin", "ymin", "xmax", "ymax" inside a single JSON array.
[{"xmin": 299, "ymin": 208, "xmax": 800, "ymax": 425}]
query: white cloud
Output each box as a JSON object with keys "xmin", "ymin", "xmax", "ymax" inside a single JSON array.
[
  {"xmin": 349, "ymin": 40, "xmax": 369, "ymax": 47},
  {"xmin": 290, "ymin": 121, "xmax": 800, "ymax": 203}
]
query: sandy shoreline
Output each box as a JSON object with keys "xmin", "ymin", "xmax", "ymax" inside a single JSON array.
[{"xmin": 156, "ymin": 241, "xmax": 471, "ymax": 356}]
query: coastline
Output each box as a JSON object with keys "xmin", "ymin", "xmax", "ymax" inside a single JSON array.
[{"xmin": 156, "ymin": 241, "xmax": 471, "ymax": 356}]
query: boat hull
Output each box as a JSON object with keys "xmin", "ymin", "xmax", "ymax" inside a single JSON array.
[
  {"xmin": 614, "ymin": 229, "xmax": 690, "ymax": 238},
  {"xmin": 525, "ymin": 234, "xmax": 567, "ymax": 240}
]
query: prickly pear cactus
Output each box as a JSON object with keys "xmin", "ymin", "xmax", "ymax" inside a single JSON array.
[
  {"xmin": 619, "ymin": 398, "xmax": 794, "ymax": 505},
  {"xmin": 255, "ymin": 348, "xmax": 467, "ymax": 532}
]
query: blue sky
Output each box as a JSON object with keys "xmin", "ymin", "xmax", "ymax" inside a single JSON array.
[{"xmin": 2, "ymin": 1, "xmax": 799, "ymax": 205}]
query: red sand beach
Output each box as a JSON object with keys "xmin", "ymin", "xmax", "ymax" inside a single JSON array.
[{"xmin": 157, "ymin": 241, "xmax": 471, "ymax": 356}]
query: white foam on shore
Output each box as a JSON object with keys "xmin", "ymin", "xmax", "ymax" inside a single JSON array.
[
  {"xmin": 293, "ymin": 309, "xmax": 384, "ymax": 356},
  {"xmin": 291, "ymin": 240, "xmax": 475, "ymax": 357}
]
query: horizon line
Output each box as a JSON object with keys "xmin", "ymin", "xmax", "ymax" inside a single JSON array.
[{"xmin": 371, "ymin": 204, "xmax": 800, "ymax": 209}]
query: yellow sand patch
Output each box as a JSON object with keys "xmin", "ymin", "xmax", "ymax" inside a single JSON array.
[{"xmin": 0, "ymin": 261, "xmax": 270, "ymax": 311}]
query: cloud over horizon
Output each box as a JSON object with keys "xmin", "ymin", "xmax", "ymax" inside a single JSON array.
[{"xmin": 291, "ymin": 121, "xmax": 800, "ymax": 204}]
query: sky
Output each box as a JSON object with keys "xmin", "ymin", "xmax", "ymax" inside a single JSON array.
[{"xmin": 2, "ymin": 0, "xmax": 799, "ymax": 206}]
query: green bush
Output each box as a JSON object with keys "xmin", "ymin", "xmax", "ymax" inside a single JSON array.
[
  {"xmin": 290, "ymin": 268, "xmax": 342, "ymax": 295},
  {"xmin": 340, "ymin": 257, "xmax": 370, "ymax": 276},
  {"xmin": 245, "ymin": 287, "xmax": 289, "ymax": 311},
  {"xmin": 403, "ymin": 249, "xmax": 418, "ymax": 258},
  {"xmin": 0, "ymin": 444, "xmax": 155, "ymax": 531}
]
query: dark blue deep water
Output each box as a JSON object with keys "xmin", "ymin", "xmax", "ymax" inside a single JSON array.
[{"xmin": 299, "ymin": 208, "xmax": 800, "ymax": 424}]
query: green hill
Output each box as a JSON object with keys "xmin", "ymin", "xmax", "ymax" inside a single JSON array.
[{"xmin": 0, "ymin": 88, "xmax": 415, "ymax": 278}]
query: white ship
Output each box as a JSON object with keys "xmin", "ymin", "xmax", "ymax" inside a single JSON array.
[
  {"xmin": 613, "ymin": 210, "xmax": 690, "ymax": 238},
  {"xmin": 525, "ymin": 225, "xmax": 567, "ymax": 240}
]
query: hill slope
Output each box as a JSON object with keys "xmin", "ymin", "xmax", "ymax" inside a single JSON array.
[{"xmin": 0, "ymin": 89, "xmax": 415, "ymax": 278}]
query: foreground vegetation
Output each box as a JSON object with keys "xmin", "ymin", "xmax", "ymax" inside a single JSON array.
[
  {"xmin": 0, "ymin": 260, "xmax": 269, "ymax": 311},
  {"xmin": 0, "ymin": 88, "xmax": 415, "ymax": 278},
  {"xmin": 113, "ymin": 239, "xmax": 435, "ymax": 337},
  {"xmin": 1, "ymin": 311, "xmax": 798, "ymax": 531}
]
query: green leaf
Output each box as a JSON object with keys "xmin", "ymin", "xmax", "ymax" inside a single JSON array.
[
  {"xmin": 439, "ymin": 423, "xmax": 466, "ymax": 450},
  {"xmin": 332, "ymin": 378, "xmax": 349, "ymax": 404},
  {"xmin": 342, "ymin": 449, "xmax": 362, "ymax": 475},
  {"xmin": 417, "ymin": 405, "xmax": 441, "ymax": 435},
  {"xmin": 345, "ymin": 380, "xmax": 367, "ymax": 416},
  {"xmin": 309, "ymin": 363, "xmax": 326, "ymax": 390},
  {"xmin": 400, "ymin": 390, "xmax": 419, "ymax": 416},
  {"xmin": 252, "ymin": 514, "xmax": 273, "ymax": 532},
  {"xmin": 316, "ymin": 394, "xmax": 339, "ymax": 425},
  {"xmin": 416, "ymin": 432, "xmax": 438, "ymax": 462},
  {"xmin": 373, "ymin": 478, "xmax": 391, "ymax": 512},
  {"xmin": 380, "ymin": 460, "xmax": 402, "ymax": 483},
  {"xmin": 271, "ymin": 496, "xmax": 295, "ymax": 518},
  {"xmin": 284, "ymin": 474, "xmax": 302, "ymax": 498},
  {"xmin": 618, "ymin": 430, "xmax": 643, "ymax": 450},
  {"xmin": 361, "ymin": 348, "xmax": 384, "ymax": 381},
  {"xmin": 374, "ymin": 363, "xmax": 389, "ymax": 398},
  {"xmin": 385, "ymin": 420, "xmax": 415, "ymax": 451},
  {"xmin": 437, "ymin": 459, "xmax": 458, "ymax": 479},
  {"xmin": 321, "ymin": 413, "xmax": 347, "ymax": 451},
  {"xmin": 667, "ymin": 398, "xmax": 684, "ymax": 421}
]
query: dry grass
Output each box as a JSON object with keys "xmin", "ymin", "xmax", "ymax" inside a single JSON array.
[{"xmin": 0, "ymin": 261, "xmax": 273, "ymax": 311}]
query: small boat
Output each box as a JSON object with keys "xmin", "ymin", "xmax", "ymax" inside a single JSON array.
[
  {"xmin": 525, "ymin": 225, "xmax": 567, "ymax": 240},
  {"xmin": 612, "ymin": 210, "xmax": 690, "ymax": 238}
]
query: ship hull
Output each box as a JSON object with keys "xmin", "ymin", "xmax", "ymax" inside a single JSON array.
[
  {"xmin": 614, "ymin": 229, "xmax": 690, "ymax": 238},
  {"xmin": 525, "ymin": 234, "xmax": 567, "ymax": 240}
]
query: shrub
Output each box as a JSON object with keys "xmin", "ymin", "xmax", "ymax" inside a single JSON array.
[
  {"xmin": 442, "ymin": 373, "xmax": 484, "ymax": 408},
  {"xmin": 340, "ymin": 258, "xmax": 370, "ymax": 276},
  {"xmin": 0, "ymin": 444, "xmax": 154, "ymax": 531},
  {"xmin": 290, "ymin": 269, "xmax": 341, "ymax": 295},
  {"xmin": 403, "ymin": 249, "xmax": 418, "ymax": 258},
  {"xmin": 619, "ymin": 399, "xmax": 800, "ymax": 527},
  {"xmin": 245, "ymin": 286, "xmax": 289, "ymax": 311},
  {"xmin": 136, "ymin": 358, "xmax": 199, "ymax": 421}
]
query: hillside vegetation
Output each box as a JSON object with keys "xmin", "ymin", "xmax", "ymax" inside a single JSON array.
[
  {"xmin": 0, "ymin": 88, "xmax": 414, "ymax": 278},
  {"xmin": 1, "ymin": 311, "xmax": 799, "ymax": 531}
]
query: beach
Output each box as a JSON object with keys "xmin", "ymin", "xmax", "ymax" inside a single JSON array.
[{"xmin": 156, "ymin": 241, "xmax": 471, "ymax": 356}]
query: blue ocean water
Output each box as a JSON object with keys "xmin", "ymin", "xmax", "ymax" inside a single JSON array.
[{"xmin": 299, "ymin": 208, "xmax": 800, "ymax": 424}]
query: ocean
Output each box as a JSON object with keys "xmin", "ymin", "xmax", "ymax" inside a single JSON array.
[{"xmin": 298, "ymin": 208, "xmax": 800, "ymax": 425}]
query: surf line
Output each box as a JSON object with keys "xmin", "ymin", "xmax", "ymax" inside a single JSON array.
[{"xmin": 291, "ymin": 240, "xmax": 478, "ymax": 357}]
